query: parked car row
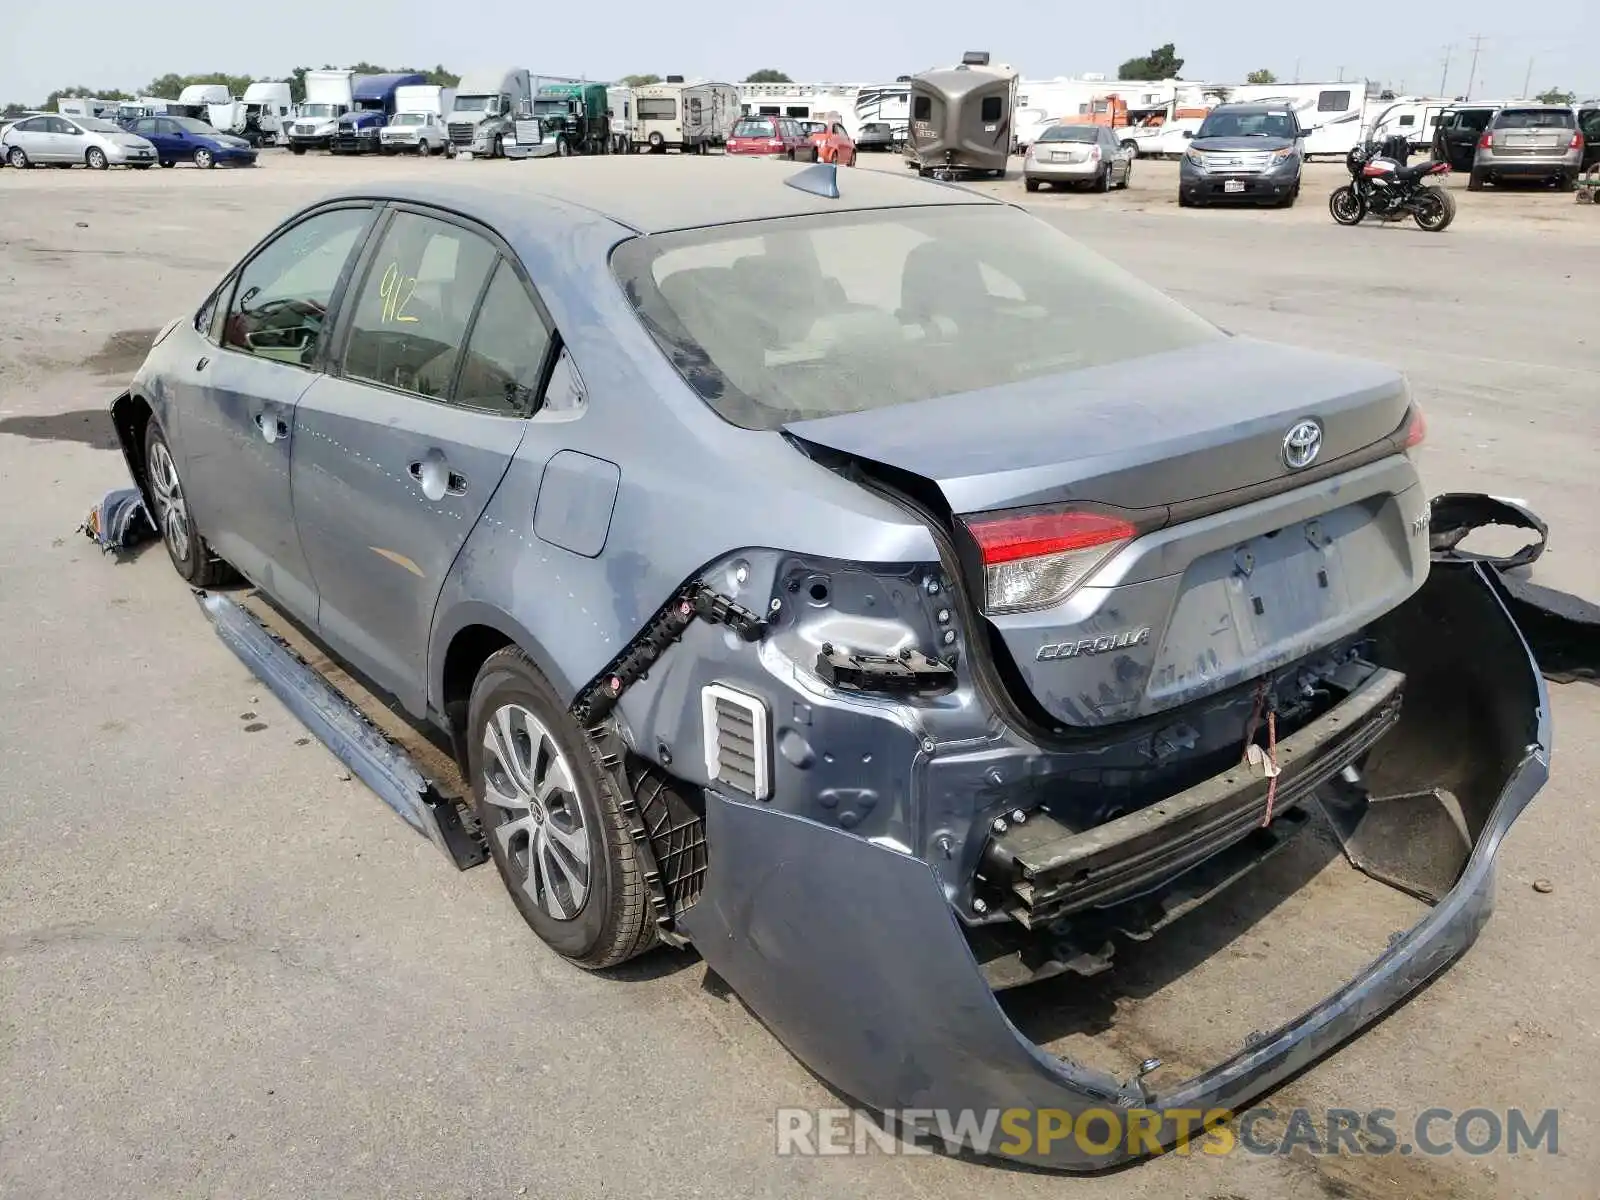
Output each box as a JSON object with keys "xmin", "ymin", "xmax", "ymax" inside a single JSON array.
[
  {"xmin": 0, "ymin": 112, "xmax": 257, "ymax": 169},
  {"xmin": 724, "ymin": 114, "xmax": 858, "ymax": 166},
  {"xmin": 1431, "ymin": 102, "xmax": 1600, "ymax": 190}
]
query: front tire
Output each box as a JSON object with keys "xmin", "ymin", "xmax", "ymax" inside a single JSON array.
[
  {"xmin": 1329, "ymin": 185, "xmax": 1365, "ymax": 225},
  {"xmin": 291, "ymin": 144, "xmax": 306, "ymax": 156},
  {"xmin": 469, "ymin": 648, "xmax": 658, "ymax": 968},
  {"xmin": 193, "ymin": 148, "xmax": 214, "ymax": 169},
  {"xmin": 86, "ymin": 147, "xmax": 108, "ymax": 170},
  {"xmin": 1024, "ymin": 176, "xmax": 1040, "ymax": 192},
  {"xmin": 143, "ymin": 420, "xmax": 228, "ymax": 586}
]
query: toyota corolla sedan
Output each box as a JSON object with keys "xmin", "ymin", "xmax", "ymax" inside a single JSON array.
[
  {"xmin": 1, "ymin": 113, "xmax": 157, "ymax": 169},
  {"xmin": 107, "ymin": 157, "xmax": 1547, "ymax": 1170}
]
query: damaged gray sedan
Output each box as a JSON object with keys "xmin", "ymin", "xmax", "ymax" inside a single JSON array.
[{"xmin": 108, "ymin": 157, "xmax": 1549, "ymax": 1169}]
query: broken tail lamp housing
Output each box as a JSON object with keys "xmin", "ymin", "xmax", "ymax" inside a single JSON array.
[{"xmin": 960, "ymin": 509, "xmax": 1136, "ymax": 615}]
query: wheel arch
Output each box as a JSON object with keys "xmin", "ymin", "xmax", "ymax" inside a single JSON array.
[
  {"xmin": 110, "ymin": 389, "xmax": 157, "ymax": 513},
  {"xmin": 431, "ymin": 602, "xmax": 584, "ymax": 750}
]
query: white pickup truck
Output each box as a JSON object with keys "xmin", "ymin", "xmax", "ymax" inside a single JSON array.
[{"xmin": 380, "ymin": 85, "xmax": 456, "ymax": 156}]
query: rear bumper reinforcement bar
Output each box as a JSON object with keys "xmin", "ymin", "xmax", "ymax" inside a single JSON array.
[{"xmin": 985, "ymin": 666, "xmax": 1403, "ymax": 927}]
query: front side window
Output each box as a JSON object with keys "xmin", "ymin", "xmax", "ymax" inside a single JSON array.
[
  {"xmin": 454, "ymin": 260, "xmax": 554, "ymax": 416},
  {"xmin": 340, "ymin": 212, "xmax": 498, "ymax": 400},
  {"xmin": 980, "ymin": 96, "xmax": 1003, "ymax": 122},
  {"xmin": 612, "ymin": 205, "xmax": 1221, "ymax": 430},
  {"xmin": 222, "ymin": 206, "xmax": 373, "ymax": 367},
  {"xmin": 134, "ymin": 119, "xmax": 156, "ymax": 135}
]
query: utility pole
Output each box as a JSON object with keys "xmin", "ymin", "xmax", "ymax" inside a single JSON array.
[
  {"xmin": 1464, "ymin": 34, "xmax": 1485, "ymax": 101},
  {"xmin": 1439, "ymin": 44, "xmax": 1452, "ymax": 97},
  {"xmin": 1521, "ymin": 57, "xmax": 1534, "ymax": 98},
  {"xmin": 1292, "ymin": 58, "xmax": 1301, "ymax": 83}
]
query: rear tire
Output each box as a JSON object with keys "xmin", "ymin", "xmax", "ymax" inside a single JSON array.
[
  {"xmin": 1024, "ymin": 176, "xmax": 1040, "ymax": 192},
  {"xmin": 1096, "ymin": 166, "xmax": 1112, "ymax": 192},
  {"xmin": 159, "ymin": 158, "xmax": 174, "ymax": 168},
  {"xmin": 1413, "ymin": 185, "xmax": 1456, "ymax": 231},
  {"xmin": 469, "ymin": 647, "xmax": 659, "ymax": 969},
  {"xmin": 142, "ymin": 419, "xmax": 229, "ymax": 587},
  {"xmin": 6, "ymin": 146, "xmax": 27, "ymax": 168}
]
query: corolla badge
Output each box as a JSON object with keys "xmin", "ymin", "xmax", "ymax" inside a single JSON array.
[
  {"xmin": 1282, "ymin": 419, "xmax": 1323, "ymax": 470},
  {"xmin": 1036, "ymin": 627, "xmax": 1152, "ymax": 661}
]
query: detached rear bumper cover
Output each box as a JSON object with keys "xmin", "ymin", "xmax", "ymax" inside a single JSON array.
[{"xmin": 681, "ymin": 562, "xmax": 1549, "ymax": 1170}]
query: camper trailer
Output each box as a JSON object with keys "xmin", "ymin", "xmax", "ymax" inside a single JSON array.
[
  {"xmin": 631, "ymin": 78, "xmax": 740, "ymax": 152},
  {"xmin": 852, "ymin": 81, "xmax": 911, "ymax": 145},
  {"xmin": 905, "ymin": 51, "xmax": 1019, "ymax": 178},
  {"xmin": 56, "ymin": 96, "xmax": 119, "ymax": 120},
  {"xmin": 1365, "ymin": 95, "xmax": 1454, "ymax": 154}
]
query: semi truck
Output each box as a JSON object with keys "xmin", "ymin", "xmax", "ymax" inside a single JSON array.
[
  {"xmin": 287, "ymin": 70, "xmax": 355, "ymax": 153},
  {"xmin": 240, "ymin": 81, "xmax": 294, "ymax": 146},
  {"xmin": 332, "ymin": 72, "xmax": 429, "ymax": 154},
  {"xmin": 446, "ymin": 68, "xmax": 532, "ymax": 158},
  {"xmin": 507, "ymin": 81, "xmax": 612, "ymax": 157}
]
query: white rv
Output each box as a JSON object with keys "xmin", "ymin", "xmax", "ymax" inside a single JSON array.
[
  {"xmin": 632, "ymin": 79, "xmax": 740, "ymax": 152},
  {"xmin": 56, "ymin": 96, "xmax": 119, "ymax": 120},
  {"xmin": 852, "ymin": 81, "xmax": 911, "ymax": 144},
  {"xmin": 380, "ymin": 85, "xmax": 457, "ymax": 155},
  {"xmin": 446, "ymin": 67, "xmax": 537, "ymax": 157},
  {"xmin": 288, "ymin": 70, "xmax": 354, "ymax": 152},
  {"xmin": 1224, "ymin": 81, "xmax": 1380, "ymax": 159},
  {"xmin": 1365, "ymin": 96, "xmax": 1454, "ymax": 153},
  {"xmin": 240, "ymin": 81, "xmax": 293, "ymax": 146},
  {"xmin": 606, "ymin": 86, "xmax": 633, "ymax": 153}
]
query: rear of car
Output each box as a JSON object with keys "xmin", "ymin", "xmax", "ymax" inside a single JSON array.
[
  {"xmin": 726, "ymin": 116, "xmax": 800, "ymax": 159},
  {"xmin": 855, "ymin": 121, "xmax": 894, "ymax": 150},
  {"xmin": 1023, "ymin": 124, "xmax": 1110, "ymax": 188},
  {"xmin": 1472, "ymin": 105, "xmax": 1583, "ymax": 189}
]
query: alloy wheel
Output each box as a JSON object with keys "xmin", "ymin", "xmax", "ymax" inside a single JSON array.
[
  {"xmin": 147, "ymin": 439, "xmax": 191, "ymax": 563},
  {"xmin": 480, "ymin": 703, "xmax": 591, "ymax": 920}
]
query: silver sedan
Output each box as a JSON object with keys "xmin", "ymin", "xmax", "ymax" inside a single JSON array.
[
  {"xmin": 1, "ymin": 114, "xmax": 158, "ymax": 169},
  {"xmin": 1023, "ymin": 124, "xmax": 1134, "ymax": 193}
]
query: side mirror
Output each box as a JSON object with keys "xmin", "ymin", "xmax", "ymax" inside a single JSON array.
[{"xmin": 1181, "ymin": 129, "xmax": 1194, "ymax": 138}]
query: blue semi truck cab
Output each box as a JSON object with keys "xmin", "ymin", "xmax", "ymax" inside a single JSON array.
[{"xmin": 333, "ymin": 73, "xmax": 429, "ymax": 154}]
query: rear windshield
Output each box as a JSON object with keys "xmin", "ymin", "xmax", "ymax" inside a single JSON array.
[
  {"xmin": 1038, "ymin": 126, "xmax": 1098, "ymax": 143},
  {"xmin": 1494, "ymin": 108, "xmax": 1575, "ymax": 129},
  {"xmin": 611, "ymin": 205, "xmax": 1221, "ymax": 430},
  {"xmin": 732, "ymin": 118, "xmax": 775, "ymax": 137}
]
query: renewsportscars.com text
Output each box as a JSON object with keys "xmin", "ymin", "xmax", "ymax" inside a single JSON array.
[{"xmin": 775, "ymin": 1106, "xmax": 1560, "ymax": 1159}]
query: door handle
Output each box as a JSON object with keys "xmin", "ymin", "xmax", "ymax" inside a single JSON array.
[
  {"xmin": 253, "ymin": 412, "xmax": 288, "ymax": 443},
  {"xmin": 196, "ymin": 355, "xmax": 209, "ymax": 371},
  {"xmin": 408, "ymin": 458, "xmax": 468, "ymax": 500}
]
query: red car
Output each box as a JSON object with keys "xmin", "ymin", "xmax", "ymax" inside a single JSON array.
[
  {"xmin": 802, "ymin": 114, "xmax": 857, "ymax": 166},
  {"xmin": 725, "ymin": 115, "xmax": 817, "ymax": 161}
]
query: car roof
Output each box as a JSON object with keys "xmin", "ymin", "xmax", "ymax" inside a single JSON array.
[
  {"xmin": 1209, "ymin": 103, "xmax": 1291, "ymax": 114},
  {"xmin": 325, "ymin": 156, "xmax": 999, "ymax": 235}
]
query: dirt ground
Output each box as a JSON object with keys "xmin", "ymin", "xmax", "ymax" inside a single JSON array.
[{"xmin": 2, "ymin": 149, "xmax": 1598, "ymax": 1200}]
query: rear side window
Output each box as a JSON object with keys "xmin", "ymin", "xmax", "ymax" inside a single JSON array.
[
  {"xmin": 1317, "ymin": 90, "xmax": 1351, "ymax": 112},
  {"xmin": 340, "ymin": 212, "xmax": 498, "ymax": 400},
  {"xmin": 980, "ymin": 96, "xmax": 1003, "ymax": 122},
  {"xmin": 1494, "ymin": 108, "xmax": 1576, "ymax": 129},
  {"xmin": 612, "ymin": 205, "xmax": 1220, "ymax": 430},
  {"xmin": 1398, "ymin": 115, "xmax": 1415, "ymax": 127},
  {"xmin": 222, "ymin": 206, "xmax": 373, "ymax": 367},
  {"xmin": 454, "ymin": 260, "xmax": 553, "ymax": 417}
]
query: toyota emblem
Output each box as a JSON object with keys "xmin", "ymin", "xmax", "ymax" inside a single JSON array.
[{"xmin": 1283, "ymin": 419, "xmax": 1323, "ymax": 470}]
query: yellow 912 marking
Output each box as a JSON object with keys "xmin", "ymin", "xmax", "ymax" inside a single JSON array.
[{"xmin": 378, "ymin": 261, "xmax": 418, "ymax": 323}]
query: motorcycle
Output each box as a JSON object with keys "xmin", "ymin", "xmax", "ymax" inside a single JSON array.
[{"xmin": 1329, "ymin": 135, "xmax": 1457, "ymax": 231}]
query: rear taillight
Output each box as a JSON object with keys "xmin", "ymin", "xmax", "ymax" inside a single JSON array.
[
  {"xmin": 1571, "ymin": 131, "xmax": 1584, "ymax": 151},
  {"xmin": 1090, "ymin": 145, "xmax": 1102, "ymax": 161},
  {"xmin": 1478, "ymin": 132, "xmax": 1493, "ymax": 149},
  {"xmin": 961, "ymin": 510, "xmax": 1135, "ymax": 614},
  {"xmin": 1403, "ymin": 405, "xmax": 1427, "ymax": 453}
]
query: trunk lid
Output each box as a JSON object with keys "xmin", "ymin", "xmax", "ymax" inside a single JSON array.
[{"xmin": 786, "ymin": 337, "xmax": 1426, "ymax": 729}]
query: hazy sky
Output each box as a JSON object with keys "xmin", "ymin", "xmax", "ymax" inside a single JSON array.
[{"xmin": 2, "ymin": 0, "xmax": 1595, "ymax": 106}]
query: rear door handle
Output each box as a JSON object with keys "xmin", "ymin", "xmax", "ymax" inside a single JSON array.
[
  {"xmin": 196, "ymin": 355, "xmax": 209, "ymax": 371},
  {"xmin": 253, "ymin": 412, "xmax": 288, "ymax": 443},
  {"xmin": 408, "ymin": 459, "xmax": 468, "ymax": 500}
]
